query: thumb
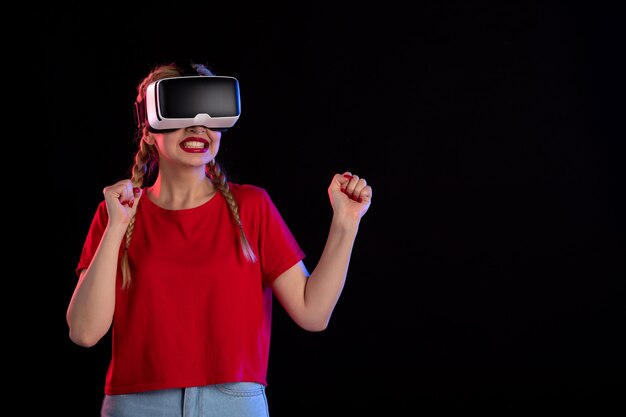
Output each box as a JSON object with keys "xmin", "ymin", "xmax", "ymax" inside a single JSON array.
[{"xmin": 332, "ymin": 172, "xmax": 353, "ymax": 190}]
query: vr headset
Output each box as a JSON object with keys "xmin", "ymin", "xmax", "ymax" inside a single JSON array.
[{"xmin": 134, "ymin": 75, "xmax": 241, "ymax": 132}]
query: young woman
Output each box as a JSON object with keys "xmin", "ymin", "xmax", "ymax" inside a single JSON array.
[{"xmin": 67, "ymin": 62, "xmax": 372, "ymax": 417}]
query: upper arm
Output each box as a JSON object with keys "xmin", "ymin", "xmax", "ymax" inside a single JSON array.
[{"xmin": 269, "ymin": 261, "xmax": 310, "ymax": 325}]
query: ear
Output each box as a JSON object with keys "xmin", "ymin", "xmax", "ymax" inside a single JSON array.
[{"xmin": 143, "ymin": 134, "xmax": 155, "ymax": 146}]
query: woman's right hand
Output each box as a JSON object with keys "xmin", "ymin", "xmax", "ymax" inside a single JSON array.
[{"xmin": 102, "ymin": 180, "xmax": 142, "ymax": 226}]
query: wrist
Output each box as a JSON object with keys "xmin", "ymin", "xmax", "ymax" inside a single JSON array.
[
  {"xmin": 104, "ymin": 222, "xmax": 130, "ymax": 239},
  {"xmin": 331, "ymin": 213, "xmax": 360, "ymax": 234}
]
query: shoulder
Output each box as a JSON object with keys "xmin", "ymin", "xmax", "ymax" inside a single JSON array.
[
  {"xmin": 228, "ymin": 183, "xmax": 271, "ymax": 203},
  {"xmin": 227, "ymin": 183, "xmax": 285, "ymax": 220}
]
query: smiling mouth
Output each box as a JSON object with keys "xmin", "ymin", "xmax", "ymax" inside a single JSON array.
[
  {"xmin": 181, "ymin": 140, "xmax": 207, "ymax": 149},
  {"xmin": 180, "ymin": 138, "xmax": 209, "ymax": 153}
]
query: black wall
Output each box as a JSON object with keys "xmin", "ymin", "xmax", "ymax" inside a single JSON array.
[{"xmin": 37, "ymin": 2, "xmax": 623, "ymax": 415}]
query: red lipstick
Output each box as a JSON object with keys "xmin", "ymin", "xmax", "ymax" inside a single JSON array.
[{"xmin": 179, "ymin": 137, "xmax": 209, "ymax": 153}]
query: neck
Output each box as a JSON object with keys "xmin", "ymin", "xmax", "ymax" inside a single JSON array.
[{"xmin": 150, "ymin": 166, "xmax": 217, "ymax": 210}]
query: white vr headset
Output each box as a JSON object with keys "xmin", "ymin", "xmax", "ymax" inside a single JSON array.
[{"xmin": 134, "ymin": 75, "xmax": 241, "ymax": 132}]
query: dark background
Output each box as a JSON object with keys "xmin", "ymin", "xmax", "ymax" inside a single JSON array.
[{"xmin": 37, "ymin": 1, "xmax": 622, "ymax": 415}]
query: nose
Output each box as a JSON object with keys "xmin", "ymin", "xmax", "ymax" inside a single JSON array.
[{"xmin": 186, "ymin": 125, "xmax": 207, "ymax": 134}]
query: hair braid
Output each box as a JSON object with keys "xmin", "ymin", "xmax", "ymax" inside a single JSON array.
[
  {"xmin": 121, "ymin": 138, "xmax": 153, "ymax": 289},
  {"xmin": 207, "ymin": 160, "xmax": 257, "ymax": 262}
]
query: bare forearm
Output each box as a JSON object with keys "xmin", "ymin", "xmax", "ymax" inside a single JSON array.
[
  {"xmin": 66, "ymin": 225, "xmax": 125, "ymax": 347},
  {"xmin": 304, "ymin": 215, "xmax": 360, "ymax": 327}
]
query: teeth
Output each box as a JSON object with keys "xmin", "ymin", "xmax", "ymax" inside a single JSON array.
[{"xmin": 182, "ymin": 141, "xmax": 206, "ymax": 149}]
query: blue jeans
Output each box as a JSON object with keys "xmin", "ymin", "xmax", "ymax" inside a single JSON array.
[{"xmin": 101, "ymin": 382, "xmax": 270, "ymax": 417}]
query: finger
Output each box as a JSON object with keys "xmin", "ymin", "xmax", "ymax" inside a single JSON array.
[
  {"xmin": 354, "ymin": 184, "xmax": 373, "ymax": 203},
  {"xmin": 119, "ymin": 181, "xmax": 135, "ymax": 206},
  {"xmin": 341, "ymin": 174, "xmax": 360, "ymax": 197},
  {"xmin": 349, "ymin": 178, "xmax": 368, "ymax": 199},
  {"xmin": 349, "ymin": 179, "xmax": 371, "ymax": 202},
  {"xmin": 334, "ymin": 172, "xmax": 353, "ymax": 188},
  {"xmin": 130, "ymin": 186, "xmax": 142, "ymax": 208}
]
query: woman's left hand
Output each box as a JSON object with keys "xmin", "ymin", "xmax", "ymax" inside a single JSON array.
[{"xmin": 328, "ymin": 172, "xmax": 373, "ymax": 220}]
